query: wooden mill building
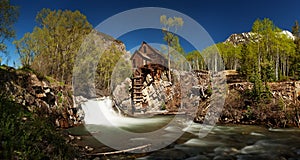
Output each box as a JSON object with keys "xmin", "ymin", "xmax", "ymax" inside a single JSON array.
[
  {"xmin": 130, "ymin": 41, "xmax": 167, "ymax": 69},
  {"xmin": 130, "ymin": 41, "xmax": 168, "ymax": 111}
]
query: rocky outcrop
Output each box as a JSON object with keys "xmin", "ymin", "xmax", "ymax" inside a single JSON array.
[
  {"xmin": 196, "ymin": 80, "xmax": 300, "ymax": 128},
  {"xmin": 0, "ymin": 65, "xmax": 81, "ymax": 128},
  {"xmin": 113, "ymin": 69, "xmax": 211, "ymax": 115}
]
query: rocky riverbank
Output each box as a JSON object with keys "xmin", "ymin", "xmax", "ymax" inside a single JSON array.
[
  {"xmin": 1, "ymin": 64, "xmax": 299, "ymax": 129},
  {"xmin": 113, "ymin": 68, "xmax": 300, "ymax": 128},
  {"xmin": 215, "ymin": 81, "xmax": 300, "ymax": 128},
  {"xmin": 1, "ymin": 64, "xmax": 300, "ymax": 159},
  {"xmin": 192, "ymin": 70, "xmax": 300, "ymax": 128},
  {"xmin": 0, "ymin": 65, "xmax": 81, "ymax": 128}
]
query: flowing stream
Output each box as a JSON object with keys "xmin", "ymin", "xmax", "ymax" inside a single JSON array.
[{"xmin": 69, "ymin": 98, "xmax": 300, "ymax": 159}]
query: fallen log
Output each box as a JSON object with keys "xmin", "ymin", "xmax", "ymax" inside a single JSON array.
[{"xmin": 86, "ymin": 144, "xmax": 151, "ymax": 156}]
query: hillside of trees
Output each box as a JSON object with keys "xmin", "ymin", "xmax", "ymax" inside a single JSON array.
[{"xmin": 186, "ymin": 18, "xmax": 300, "ymax": 82}]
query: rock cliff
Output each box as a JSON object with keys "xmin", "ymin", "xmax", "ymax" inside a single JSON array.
[{"xmin": 0, "ymin": 65, "xmax": 80, "ymax": 128}]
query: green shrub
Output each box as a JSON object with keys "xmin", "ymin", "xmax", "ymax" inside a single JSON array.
[{"xmin": 161, "ymin": 102, "xmax": 166, "ymax": 110}]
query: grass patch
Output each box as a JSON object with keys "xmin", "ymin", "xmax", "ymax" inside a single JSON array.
[{"xmin": 0, "ymin": 95, "xmax": 78, "ymax": 159}]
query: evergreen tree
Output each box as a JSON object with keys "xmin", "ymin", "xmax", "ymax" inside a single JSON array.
[{"xmin": 239, "ymin": 43, "xmax": 256, "ymax": 80}]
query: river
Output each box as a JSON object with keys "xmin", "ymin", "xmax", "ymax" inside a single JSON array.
[{"xmin": 68, "ymin": 98, "xmax": 300, "ymax": 159}]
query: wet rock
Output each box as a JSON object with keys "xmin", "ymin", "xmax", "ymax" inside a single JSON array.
[
  {"xmin": 184, "ymin": 138, "xmax": 224, "ymax": 147},
  {"xmin": 236, "ymin": 154, "xmax": 286, "ymax": 160},
  {"xmin": 213, "ymin": 155, "xmax": 235, "ymax": 160},
  {"xmin": 214, "ymin": 146, "xmax": 239, "ymax": 156},
  {"xmin": 146, "ymin": 149, "xmax": 188, "ymax": 160},
  {"xmin": 240, "ymin": 145, "xmax": 265, "ymax": 154},
  {"xmin": 68, "ymin": 135, "xmax": 75, "ymax": 140},
  {"xmin": 74, "ymin": 96, "xmax": 88, "ymax": 104},
  {"xmin": 76, "ymin": 136, "xmax": 81, "ymax": 140},
  {"xmin": 85, "ymin": 146, "xmax": 94, "ymax": 152},
  {"xmin": 185, "ymin": 155, "xmax": 210, "ymax": 160}
]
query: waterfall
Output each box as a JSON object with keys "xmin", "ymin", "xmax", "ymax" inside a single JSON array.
[
  {"xmin": 112, "ymin": 98, "xmax": 122, "ymax": 116},
  {"xmin": 81, "ymin": 97, "xmax": 119, "ymax": 125},
  {"xmin": 81, "ymin": 97, "xmax": 165, "ymax": 127}
]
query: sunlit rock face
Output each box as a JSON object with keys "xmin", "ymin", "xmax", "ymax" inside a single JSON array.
[{"xmin": 112, "ymin": 69, "xmax": 211, "ymax": 116}]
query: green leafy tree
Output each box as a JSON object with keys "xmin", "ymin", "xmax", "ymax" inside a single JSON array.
[
  {"xmin": 251, "ymin": 18, "xmax": 277, "ymax": 79},
  {"xmin": 239, "ymin": 43, "xmax": 257, "ymax": 80},
  {"xmin": 15, "ymin": 9, "xmax": 92, "ymax": 84},
  {"xmin": 0, "ymin": 0, "xmax": 18, "ymax": 59},
  {"xmin": 276, "ymin": 32, "xmax": 295, "ymax": 80},
  {"xmin": 201, "ymin": 44, "xmax": 224, "ymax": 72},
  {"xmin": 160, "ymin": 15, "xmax": 183, "ymax": 81},
  {"xmin": 186, "ymin": 50, "xmax": 205, "ymax": 70},
  {"xmin": 95, "ymin": 43, "xmax": 125, "ymax": 92},
  {"xmin": 216, "ymin": 42, "xmax": 241, "ymax": 70},
  {"xmin": 13, "ymin": 33, "xmax": 36, "ymax": 67},
  {"xmin": 73, "ymin": 31, "xmax": 127, "ymax": 97},
  {"xmin": 291, "ymin": 20, "xmax": 300, "ymax": 79},
  {"xmin": 249, "ymin": 18, "xmax": 296, "ymax": 82}
]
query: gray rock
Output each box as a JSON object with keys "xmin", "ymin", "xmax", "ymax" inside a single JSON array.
[
  {"xmin": 214, "ymin": 146, "xmax": 238, "ymax": 156},
  {"xmin": 146, "ymin": 149, "xmax": 188, "ymax": 160},
  {"xmin": 185, "ymin": 155, "xmax": 210, "ymax": 160},
  {"xmin": 240, "ymin": 145, "xmax": 265, "ymax": 154}
]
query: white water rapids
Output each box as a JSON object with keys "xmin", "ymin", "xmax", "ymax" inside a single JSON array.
[{"xmin": 81, "ymin": 97, "xmax": 177, "ymax": 127}]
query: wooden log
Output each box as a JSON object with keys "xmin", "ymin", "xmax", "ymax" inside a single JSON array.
[{"xmin": 86, "ymin": 144, "xmax": 151, "ymax": 156}]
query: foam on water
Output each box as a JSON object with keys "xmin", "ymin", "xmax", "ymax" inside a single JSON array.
[{"xmin": 82, "ymin": 97, "xmax": 169, "ymax": 127}]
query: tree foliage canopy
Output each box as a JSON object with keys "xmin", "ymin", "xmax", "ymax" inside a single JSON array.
[
  {"xmin": 0, "ymin": 0, "xmax": 18, "ymax": 55},
  {"xmin": 15, "ymin": 9, "xmax": 92, "ymax": 83},
  {"xmin": 200, "ymin": 18, "xmax": 298, "ymax": 81}
]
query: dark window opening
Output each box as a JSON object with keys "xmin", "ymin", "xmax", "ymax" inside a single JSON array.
[{"xmin": 133, "ymin": 59, "xmax": 136, "ymax": 68}]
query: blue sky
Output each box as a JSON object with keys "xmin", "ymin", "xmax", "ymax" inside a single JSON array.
[{"xmin": 3, "ymin": 0, "xmax": 300, "ymax": 66}]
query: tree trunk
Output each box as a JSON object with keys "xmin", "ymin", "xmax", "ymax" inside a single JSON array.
[
  {"xmin": 286, "ymin": 57, "xmax": 289, "ymax": 77},
  {"xmin": 258, "ymin": 43, "xmax": 261, "ymax": 73},
  {"xmin": 234, "ymin": 57, "xmax": 237, "ymax": 70},
  {"xmin": 167, "ymin": 42, "xmax": 172, "ymax": 82},
  {"xmin": 196, "ymin": 56, "xmax": 199, "ymax": 70},
  {"xmin": 214, "ymin": 53, "xmax": 218, "ymax": 72},
  {"xmin": 283, "ymin": 56, "xmax": 286, "ymax": 77},
  {"xmin": 275, "ymin": 45, "xmax": 279, "ymax": 81}
]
